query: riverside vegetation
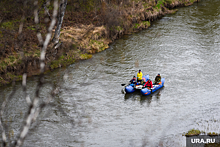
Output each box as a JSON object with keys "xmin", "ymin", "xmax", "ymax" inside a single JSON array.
[
  {"xmin": 183, "ymin": 129, "xmax": 220, "ymax": 146},
  {"xmin": 0, "ymin": 0, "xmax": 200, "ymax": 86}
]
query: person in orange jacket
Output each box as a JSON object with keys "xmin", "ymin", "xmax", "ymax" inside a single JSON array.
[{"xmin": 144, "ymin": 79, "xmax": 153, "ymax": 89}]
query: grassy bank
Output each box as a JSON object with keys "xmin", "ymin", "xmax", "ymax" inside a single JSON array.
[{"xmin": 0, "ymin": 0, "xmax": 200, "ymax": 86}]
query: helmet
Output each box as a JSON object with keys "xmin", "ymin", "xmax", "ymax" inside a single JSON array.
[{"xmin": 158, "ymin": 73, "xmax": 160, "ymax": 75}]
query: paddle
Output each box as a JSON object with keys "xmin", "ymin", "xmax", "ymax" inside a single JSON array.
[
  {"xmin": 121, "ymin": 81, "xmax": 132, "ymax": 86},
  {"xmin": 121, "ymin": 83, "xmax": 129, "ymax": 94}
]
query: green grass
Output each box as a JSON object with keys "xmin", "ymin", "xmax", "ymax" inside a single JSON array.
[
  {"xmin": 134, "ymin": 23, "xmax": 140, "ymax": 29},
  {"xmin": 27, "ymin": 25, "xmax": 36, "ymax": 31},
  {"xmin": 0, "ymin": 21, "xmax": 14, "ymax": 30},
  {"xmin": 89, "ymin": 39, "xmax": 108, "ymax": 52},
  {"xmin": 0, "ymin": 50, "xmax": 41, "ymax": 72},
  {"xmin": 0, "ymin": 19, "xmax": 20, "ymax": 30},
  {"xmin": 143, "ymin": 21, "xmax": 150, "ymax": 26},
  {"xmin": 49, "ymin": 52, "xmax": 91, "ymax": 70},
  {"xmin": 80, "ymin": 53, "xmax": 92, "ymax": 59},
  {"xmin": 156, "ymin": 0, "xmax": 164, "ymax": 9},
  {"xmin": 0, "ymin": 54, "xmax": 22, "ymax": 71},
  {"xmin": 184, "ymin": 129, "xmax": 201, "ymax": 136},
  {"xmin": 24, "ymin": 50, "xmax": 41, "ymax": 57}
]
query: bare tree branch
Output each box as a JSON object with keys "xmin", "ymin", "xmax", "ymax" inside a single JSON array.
[
  {"xmin": 38, "ymin": 0, "xmax": 51, "ymax": 20},
  {"xmin": 0, "ymin": 0, "xmax": 73, "ymax": 146},
  {"xmin": 0, "ymin": 82, "xmax": 16, "ymax": 147},
  {"xmin": 43, "ymin": 1, "xmax": 51, "ymax": 20},
  {"xmin": 12, "ymin": 1, "xmax": 59, "ymax": 147},
  {"xmin": 34, "ymin": 0, "xmax": 43, "ymax": 46}
]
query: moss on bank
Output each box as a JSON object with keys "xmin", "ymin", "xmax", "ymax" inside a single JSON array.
[
  {"xmin": 207, "ymin": 132, "xmax": 219, "ymax": 136},
  {"xmin": 183, "ymin": 129, "xmax": 220, "ymax": 137},
  {"xmin": 49, "ymin": 52, "xmax": 92, "ymax": 70},
  {"xmin": 184, "ymin": 129, "xmax": 202, "ymax": 136}
]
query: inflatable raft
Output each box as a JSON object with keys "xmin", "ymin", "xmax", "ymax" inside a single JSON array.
[
  {"xmin": 125, "ymin": 75, "xmax": 149, "ymax": 93},
  {"xmin": 140, "ymin": 78, "xmax": 165, "ymax": 96}
]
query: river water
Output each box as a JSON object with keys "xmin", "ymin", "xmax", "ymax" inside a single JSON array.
[{"xmin": 1, "ymin": 0, "xmax": 220, "ymax": 146}]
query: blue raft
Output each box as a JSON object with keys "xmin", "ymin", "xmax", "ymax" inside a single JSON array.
[
  {"xmin": 140, "ymin": 78, "xmax": 165, "ymax": 96},
  {"xmin": 125, "ymin": 75, "xmax": 149, "ymax": 93}
]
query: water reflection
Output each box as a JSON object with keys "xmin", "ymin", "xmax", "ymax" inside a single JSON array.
[{"xmin": 124, "ymin": 88, "xmax": 164, "ymax": 105}]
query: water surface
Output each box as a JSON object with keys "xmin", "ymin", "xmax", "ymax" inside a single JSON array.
[{"xmin": 1, "ymin": 0, "xmax": 220, "ymax": 146}]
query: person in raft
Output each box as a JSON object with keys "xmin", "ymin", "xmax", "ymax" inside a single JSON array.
[
  {"xmin": 154, "ymin": 73, "xmax": 161, "ymax": 85},
  {"xmin": 137, "ymin": 69, "xmax": 143, "ymax": 83},
  {"xmin": 130, "ymin": 76, "xmax": 136, "ymax": 84},
  {"xmin": 144, "ymin": 79, "xmax": 153, "ymax": 89}
]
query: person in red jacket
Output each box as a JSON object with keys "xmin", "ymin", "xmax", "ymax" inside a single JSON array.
[{"xmin": 144, "ymin": 79, "xmax": 153, "ymax": 89}]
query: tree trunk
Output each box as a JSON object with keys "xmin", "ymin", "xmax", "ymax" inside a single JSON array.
[{"xmin": 52, "ymin": 0, "xmax": 67, "ymax": 44}]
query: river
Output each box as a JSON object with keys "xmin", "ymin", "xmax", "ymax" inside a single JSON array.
[{"xmin": 1, "ymin": 0, "xmax": 220, "ymax": 146}]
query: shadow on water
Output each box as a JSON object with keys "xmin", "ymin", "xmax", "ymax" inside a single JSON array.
[{"xmin": 124, "ymin": 87, "xmax": 165, "ymax": 105}]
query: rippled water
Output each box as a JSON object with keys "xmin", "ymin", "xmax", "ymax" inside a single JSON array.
[{"xmin": 1, "ymin": 0, "xmax": 220, "ymax": 146}]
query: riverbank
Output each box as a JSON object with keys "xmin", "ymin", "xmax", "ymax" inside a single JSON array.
[{"xmin": 0, "ymin": 0, "xmax": 199, "ymax": 86}]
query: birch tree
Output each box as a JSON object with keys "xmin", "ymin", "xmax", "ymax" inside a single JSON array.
[
  {"xmin": 52, "ymin": 0, "xmax": 67, "ymax": 46},
  {"xmin": 0, "ymin": 0, "xmax": 69, "ymax": 146}
]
